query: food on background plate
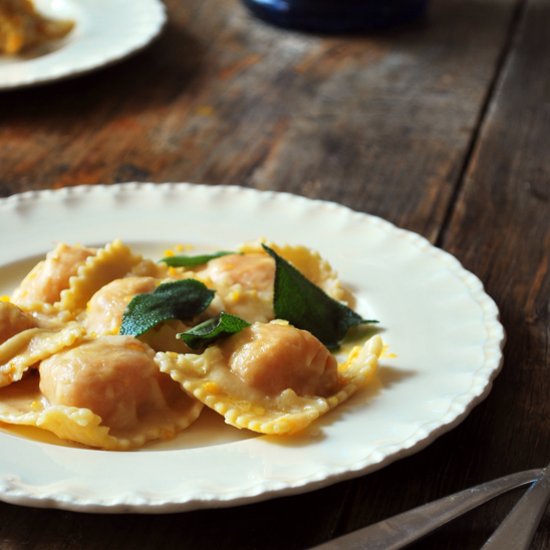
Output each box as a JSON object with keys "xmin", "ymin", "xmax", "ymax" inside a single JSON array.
[
  {"xmin": 0, "ymin": 0, "xmax": 74, "ymax": 55},
  {"xmin": 0, "ymin": 239, "xmax": 382, "ymax": 449}
]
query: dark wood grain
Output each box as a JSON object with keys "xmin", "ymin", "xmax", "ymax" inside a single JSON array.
[
  {"xmin": 335, "ymin": 0, "xmax": 550, "ymax": 548},
  {"xmin": 1, "ymin": 0, "xmax": 517, "ymax": 239},
  {"xmin": 1, "ymin": 0, "xmax": 549, "ymax": 548}
]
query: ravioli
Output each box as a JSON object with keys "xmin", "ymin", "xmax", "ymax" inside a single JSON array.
[
  {"xmin": 0, "ymin": 336, "xmax": 202, "ymax": 450},
  {"xmin": 238, "ymin": 240, "xmax": 350, "ymax": 304},
  {"xmin": 157, "ymin": 321, "xmax": 383, "ymax": 435},
  {"xmin": 192, "ymin": 240, "xmax": 349, "ymax": 324},
  {"xmin": 11, "ymin": 243, "xmax": 95, "ymax": 307},
  {"xmin": 0, "ymin": 323, "xmax": 84, "ymax": 388},
  {"xmin": 195, "ymin": 252, "xmax": 275, "ymax": 323},
  {"xmin": 57, "ymin": 239, "xmax": 143, "ymax": 316},
  {"xmin": 85, "ymin": 276, "xmax": 158, "ymax": 336},
  {"xmin": 1, "ymin": 238, "xmax": 382, "ymax": 449}
]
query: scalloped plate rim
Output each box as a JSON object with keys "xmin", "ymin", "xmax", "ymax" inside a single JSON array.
[
  {"xmin": 0, "ymin": 182, "xmax": 505, "ymax": 513},
  {"xmin": 0, "ymin": 0, "xmax": 166, "ymax": 90}
]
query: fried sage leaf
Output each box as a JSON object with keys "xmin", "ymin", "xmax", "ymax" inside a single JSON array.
[
  {"xmin": 262, "ymin": 245, "xmax": 377, "ymax": 348},
  {"xmin": 120, "ymin": 280, "xmax": 215, "ymax": 337},
  {"xmin": 178, "ymin": 312, "xmax": 250, "ymax": 349},
  {"xmin": 159, "ymin": 251, "xmax": 235, "ymax": 268}
]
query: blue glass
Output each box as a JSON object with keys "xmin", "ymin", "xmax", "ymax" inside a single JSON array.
[{"xmin": 242, "ymin": 0, "xmax": 428, "ymax": 33}]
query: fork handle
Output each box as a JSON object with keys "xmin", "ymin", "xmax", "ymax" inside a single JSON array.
[
  {"xmin": 481, "ymin": 468, "xmax": 550, "ymax": 550},
  {"xmin": 310, "ymin": 469, "xmax": 541, "ymax": 550}
]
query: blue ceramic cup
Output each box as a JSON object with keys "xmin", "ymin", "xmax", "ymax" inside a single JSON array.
[{"xmin": 242, "ymin": 0, "xmax": 428, "ymax": 32}]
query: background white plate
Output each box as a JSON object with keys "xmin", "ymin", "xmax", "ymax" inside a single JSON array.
[
  {"xmin": 0, "ymin": 0, "xmax": 166, "ymax": 90},
  {"xmin": 0, "ymin": 183, "xmax": 504, "ymax": 513}
]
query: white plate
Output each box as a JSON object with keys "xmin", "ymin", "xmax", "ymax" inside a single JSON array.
[
  {"xmin": 0, "ymin": 183, "xmax": 504, "ymax": 513},
  {"xmin": 0, "ymin": 0, "xmax": 165, "ymax": 90}
]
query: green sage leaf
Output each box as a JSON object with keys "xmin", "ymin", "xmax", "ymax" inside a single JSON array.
[
  {"xmin": 159, "ymin": 251, "xmax": 235, "ymax": 268},
  {"xmin": 178, "ymin": 312, "xmax": 250, "ymax": 349},
  {"xmin": 120, "ymin": 279, "xmax": 215, "ymax": 337},
  {"xmin": 262, "ymin": 244, "xmax": 377, "ymax": 348}
]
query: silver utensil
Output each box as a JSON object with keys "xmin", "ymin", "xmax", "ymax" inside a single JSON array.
[
  {"xmin": 310, "ymin": 468, "xmax": 542, "ymax": 550},
  {"xmin": 481, "ymin": 462, "xmax": 550, "ymax": 550}
]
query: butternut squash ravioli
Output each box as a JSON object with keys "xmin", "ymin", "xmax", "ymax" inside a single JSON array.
[{"xmin": 0, "ymin": 240, "xmax": 382, "ymax": 449}]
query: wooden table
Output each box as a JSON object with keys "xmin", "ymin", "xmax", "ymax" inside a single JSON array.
[{"xmin": 1, "ymin": 0, "xmax": 549, "ymax": 548}]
